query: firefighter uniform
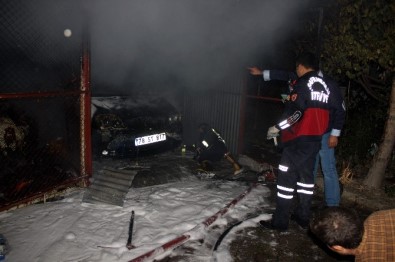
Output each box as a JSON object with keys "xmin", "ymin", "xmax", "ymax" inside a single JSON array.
[
  {"xmin": 262, "ymin": 69, "xmax": 346, "ymax": 208},
  {"xmin": 196, "ymin": 124, "xmax": 227, "ymax": 163},
  {"xmin": 271, "ymin": 70, "xmax": 332, "ymax": 230},
  {"xmin": 262, "ymin": 69, "xmax": 345, "ymax": 137},
  {"xmin": 195, "ymin": 123, "xmax": 242, "ymax": 174}
]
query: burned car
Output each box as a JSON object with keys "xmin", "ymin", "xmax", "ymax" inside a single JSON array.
[{"xmin": 91, "ymin": 96, "xmax": 182, "ymax": 158}]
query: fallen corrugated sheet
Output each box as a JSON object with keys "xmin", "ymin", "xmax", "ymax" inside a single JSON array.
[{"xmin": 82, "ymin": 168, "xmax": 137, "ymax": 206}]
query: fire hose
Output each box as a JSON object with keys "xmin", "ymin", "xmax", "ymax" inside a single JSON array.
[{"xmin": 128, "ymin": 183, "xmax": 258, "ymax": 262}]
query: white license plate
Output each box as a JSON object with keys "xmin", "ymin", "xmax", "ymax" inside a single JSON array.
[{"xmin": 135, "ymin": 133, "xmax": 166, "ymax": 146}]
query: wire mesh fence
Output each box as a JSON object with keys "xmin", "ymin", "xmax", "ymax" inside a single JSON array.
[{"xmin": 0, "ymin": 0, "xmax": 90, "ymax": 211}]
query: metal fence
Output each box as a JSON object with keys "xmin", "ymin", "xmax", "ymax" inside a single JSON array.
[
  {"xmin": 182, "ymin": 75, "xmax": 245, "ymax": 155},
  {"xmin": 183, "ymin": 70, "xmax": 287, "ymax": 158},
  {"xmin": 0, "ymin": 0, "xmax": 91, "ymax": 211},
  {"xmin": 182, "ymin": 70, "xmax": 285, "ymax": 157}
]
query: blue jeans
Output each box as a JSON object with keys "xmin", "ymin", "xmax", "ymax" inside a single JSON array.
[{"xmin": 313, "ymin": 132, "xmax": 340, "ymax": 206}]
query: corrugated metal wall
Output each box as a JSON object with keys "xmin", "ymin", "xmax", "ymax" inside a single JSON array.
[{"xmin": 182, "ymin": 74, "xmax": 245, "ymax": 155}]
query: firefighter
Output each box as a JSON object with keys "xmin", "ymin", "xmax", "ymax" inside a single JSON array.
[
  {"xmin": 259, "ymin": 52, "xmax": 333, "ymax": 231},
  {"xmin": 194, "ymin": 123, "xmax": 243, "ymax": 177},
  {"xmin": 248, "ymin": 62, "xmax": 346, "ymax": 208}
]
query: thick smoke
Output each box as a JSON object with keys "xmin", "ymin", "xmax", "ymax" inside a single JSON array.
[{"xmin": 90, "ymin": 0, "xmax": 311, "ymax": 94}]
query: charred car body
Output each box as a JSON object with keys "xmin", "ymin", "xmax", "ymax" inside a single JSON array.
[{"xmin": 91, "ymin": 96, "xmax": 182, "ymax": 158}]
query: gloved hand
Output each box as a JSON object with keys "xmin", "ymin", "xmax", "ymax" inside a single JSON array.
[{"xmin": 267, "ymin": 126, "xmax": 280, "ymax": 140}]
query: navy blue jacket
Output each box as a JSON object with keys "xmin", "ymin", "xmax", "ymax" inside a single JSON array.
[
  {"xmin": 262, "ymin": 69, "xmax": 346, "ymax": 137},
  {"xmin": 274, "ymin": 71, "xmax": 331, "ymax": 145}
]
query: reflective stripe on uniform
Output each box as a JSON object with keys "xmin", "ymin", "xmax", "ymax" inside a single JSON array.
[
  {"xmin": 278, "ymin": 120, "xmax": 290, "ymax": 130},
  {"xmin": 263, "ymin": 70, "xmax": 270, "ymax": 81},
  {"xmin": 297, "ymin": 182, "xmax": 314, "ymax": 188},
  {"xmin": 278, "ymin": 192, "xmax": 293, "ymax": 199},
  {"xmin": 297, "ymin": 189, "xmax": 314, "ymax": 195},
  {"xmin": 278, "ymin": 164, "xmax": 288, "ymax": 172},
  {"xmin": 296, "ymin": 182, "xmax": 314, "ymax": 195},
  {"xmin": 277, "ymin": 185, "xmax": 294, "ymax": 200},
  {"xmin": 277, "ymin": 185, "xmax": 294, "ymax": 192}
]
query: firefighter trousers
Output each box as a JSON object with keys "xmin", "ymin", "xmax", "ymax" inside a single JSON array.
[{"xmin": 272, "ymin": 140, "xmax": 321, "ymax": 230}]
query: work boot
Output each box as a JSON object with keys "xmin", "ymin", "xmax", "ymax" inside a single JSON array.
[
  {"xmin": 259, "ymin": 219, "xmax": 287, "ymax": 232},
  {"xmin": 290, "ymin": 214, "xmax": 309, "ymax": 230}
]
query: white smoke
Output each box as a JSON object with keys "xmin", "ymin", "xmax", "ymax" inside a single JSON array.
[{"xmin": 90, "ymin": 0, "xmax": 311, "ymax": 94}]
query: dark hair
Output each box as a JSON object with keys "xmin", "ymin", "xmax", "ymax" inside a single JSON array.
[
  {"xmin": 295, "ymin": 52, "xmax": 318, "ymax": 71},
  {"xmin": 310, "ymin": 207, "xmax": 364, "ymax": 249}
]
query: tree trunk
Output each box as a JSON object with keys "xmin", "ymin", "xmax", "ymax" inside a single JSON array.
[{"xmin": 364, "ymin": 77, "xmax": 395, "ymax": 188}]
